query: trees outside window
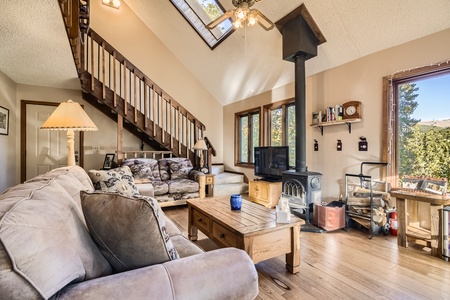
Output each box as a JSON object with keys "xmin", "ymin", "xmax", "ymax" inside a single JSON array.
[
  {"xmin": 383, "ymin": 64, "xmax": 450, "ymax": 186},
  {"xmin": 235, "ymin": 108, "xmax": 260, "ymax": 166}
]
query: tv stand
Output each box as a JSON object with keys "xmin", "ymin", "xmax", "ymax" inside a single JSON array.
[{"xmin": 248, "ymin": 180, "xmax": 283, "ymax": 208}]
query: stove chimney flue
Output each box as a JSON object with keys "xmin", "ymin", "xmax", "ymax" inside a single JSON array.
[{"xmin": 276, "ymin": 4, "xmax": 325, "ymax": 171}]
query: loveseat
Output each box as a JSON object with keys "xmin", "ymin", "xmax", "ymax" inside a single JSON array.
[
  {"xmin": 121, "ymin": 157, "xmax": 206, "ymax": 207},
  {"xmin": 0, "ymin": 166, "xmax": 259, "ymax": 299}
]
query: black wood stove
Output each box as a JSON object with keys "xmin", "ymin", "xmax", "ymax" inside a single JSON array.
[{"xmin": 275, "ymin": 5, "xmax": 326, "ymax": 224}]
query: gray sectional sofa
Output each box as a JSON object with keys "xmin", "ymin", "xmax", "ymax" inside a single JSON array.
[{"xmin": 0, "ymin": 166, "xmax": 258, "ymax": 299}]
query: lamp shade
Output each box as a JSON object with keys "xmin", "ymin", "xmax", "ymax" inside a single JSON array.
[
  {"xmin": 193, "ymin": 139, "xmax": 208, "ymax": 150},
  {"xmin": 40, "ymin": 100, "xmax": 98, "ymax": 131}
]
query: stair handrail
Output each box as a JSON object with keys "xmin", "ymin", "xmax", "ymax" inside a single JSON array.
[
  {"xmin": 203, "ymin": 136, "xmax": 216, "ymax": 172},
  {"xmin": 58, "ymin": 0, "xmax": 208, "ymax": 161}
]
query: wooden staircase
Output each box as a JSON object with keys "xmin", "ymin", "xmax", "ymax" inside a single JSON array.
[{"xmin": 57, "ymin": 0, "xmax": 214, "ymax": 166}]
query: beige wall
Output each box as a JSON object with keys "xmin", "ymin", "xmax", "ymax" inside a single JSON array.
[
  {"xmin": 90, "ymin": 1, "xmax": 224, "ymax": 163},
  {"xmin": 224, "ymin": 28, "xmax": 450, "ymax": 200},
  {"xmin": 0, "ymin": 70, "xmax": 17, "ymax": 193}
]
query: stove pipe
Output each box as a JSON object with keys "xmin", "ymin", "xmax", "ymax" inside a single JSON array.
[{"xmin": 294, "ymin": 54, "xmax": 307, "ymax": 172}]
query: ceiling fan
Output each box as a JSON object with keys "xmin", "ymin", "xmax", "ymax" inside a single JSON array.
[{"xmin": 207, "ymin": 0, "xmax": 274, "ymax": 31}]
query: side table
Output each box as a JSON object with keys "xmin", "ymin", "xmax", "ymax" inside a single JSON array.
[
  {"xmin": 389, "ymin": 189, "xmax": 450, "ymax": 258},
  {"xmin": 205, "ymin": 174, "xmax": 215, "ymax": 197}
]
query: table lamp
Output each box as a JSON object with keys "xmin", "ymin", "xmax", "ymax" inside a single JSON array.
[
  {"xmin": 193, "ymin": 138, "xmax": 208, "ymax": 169},
  {"xmin": 40, "ymin": 100, "xmax": 98, "ymax": 166}
]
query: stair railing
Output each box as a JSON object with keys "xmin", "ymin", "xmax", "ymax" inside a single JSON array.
[
  {"xmin": 58, "ymin": 0, "xmax": 208, "ymax": 162},
  {"xmin": 204, "ymin": 137, "xmax": 216, "ymax": 172}
]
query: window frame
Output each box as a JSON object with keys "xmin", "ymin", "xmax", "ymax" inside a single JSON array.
[
  {"xmin": 382, "ymin": 62, "xmax": 450, "ymax": 187},
  {"xmin": 234, "ymin": 107, "xmax": 261, "ymax": 168},
  {"xmin": 169, "ymin": 0, "xmax": 235, "ymax": 50},
  {"xmin": 263, "ymin": 98, "xmax": 295, "ymax": 167}
]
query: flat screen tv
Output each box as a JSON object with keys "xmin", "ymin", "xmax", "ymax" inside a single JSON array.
[{"xmin": 254, "ymin": 146, "xmax": 289, "ymax": 182}]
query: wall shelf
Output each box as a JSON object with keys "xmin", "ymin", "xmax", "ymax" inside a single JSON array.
[{"xmin": 311, "ymin": 118, "xmax": 361, "ymax": 135}]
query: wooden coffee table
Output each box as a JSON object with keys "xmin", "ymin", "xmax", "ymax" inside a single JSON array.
[{"xmin": 187, "ymin": 196, "xmax": 305, "ymax": 273}]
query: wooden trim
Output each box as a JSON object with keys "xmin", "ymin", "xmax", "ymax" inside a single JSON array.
[
  {"xmin": 275, "ymin": 4, "xmax": 326, "ymax": 45},
  {"xmin": 20, "ymin": 100, "xmax": 85, "ymax": 183},
  {"xmin": 234, "ymin": 107, "xmax": 262, "ymax": 166}
]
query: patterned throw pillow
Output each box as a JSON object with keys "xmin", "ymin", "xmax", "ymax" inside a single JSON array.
[
  {"xmin": 122, "ymin": 159, "xmax": 161, "ymax": 181},
  {"xmin": 158, "ymin": 158, "xmax": 193, "ymax": 181},
  {"xmin": 169, "ymin": 159, "xmax": 193, "ymax": 180},
  {"xmin": 88, "ymin": 166, "xmax": 139, "ymax": 197},
  {"xmin": 80, "ymin": 191, "xmax": 180, "ymax": 272}
]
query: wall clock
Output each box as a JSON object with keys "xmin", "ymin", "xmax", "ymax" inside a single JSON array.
[
  {"xmin": 342, "ymin": 101, "xmax": 361, "ymax": 119},
  {"xmin": 201, "ymin": 166, "xmax": 209, "ymax": 174}
]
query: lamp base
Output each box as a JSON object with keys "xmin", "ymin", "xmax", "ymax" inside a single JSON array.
[{"xmin": 67, "ymin": 129, "xmax": 76, "ymax": 166}]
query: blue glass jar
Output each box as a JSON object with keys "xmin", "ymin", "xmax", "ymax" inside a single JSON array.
[{"xmin": 230, "ymin": 194, "xmax": 242, "ymax": 210}]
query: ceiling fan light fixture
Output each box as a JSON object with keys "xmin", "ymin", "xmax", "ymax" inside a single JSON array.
[{"xmin": 234, "ymin": 19, "xmax": 242, "ymax": 28}]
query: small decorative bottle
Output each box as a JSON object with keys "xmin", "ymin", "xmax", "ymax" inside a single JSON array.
[{"xmin": 230, "ymin": 194, "xmax": 242, "ymax": 210}]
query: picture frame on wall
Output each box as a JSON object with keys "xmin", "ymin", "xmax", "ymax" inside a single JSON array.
[
  {"xmin": 103, "ymin": 153, "xmax": 115, "ymax": 170},
  {"xmin": 0, "ymin": 106, "xmax": 9, "ymax": 135}
]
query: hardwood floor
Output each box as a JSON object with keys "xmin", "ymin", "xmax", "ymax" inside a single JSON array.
[{"xmin": 164, "ymin": 205, "xmax": 450, "ymax": 300}]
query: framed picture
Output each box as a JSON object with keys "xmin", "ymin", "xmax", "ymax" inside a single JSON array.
[
  {"xmin": 421, "ymin": 178, "xmax": 447, "ymax": 195},
  {"xmin": 0, "ymin": 106, "xmax": 9, "ymax": 135},
  {"xmin": 103, "ymin": 153, "xmax": 115, "ymax": 170},
  {"xmin": 401, "ymin": 176, "xmax": 422, "ymax": 190}
]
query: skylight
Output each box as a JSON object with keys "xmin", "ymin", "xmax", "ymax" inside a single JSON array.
[{"xmin": 170, "ymin": 0, "xmax": 233, "ymax": 49}]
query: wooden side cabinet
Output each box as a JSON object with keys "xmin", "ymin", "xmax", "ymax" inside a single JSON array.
[{"xmin": 248, "ymin": 180, "xmax": 282, "ymax": 208}]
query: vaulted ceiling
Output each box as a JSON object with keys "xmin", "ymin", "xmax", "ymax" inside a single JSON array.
[{"xmin": 1, "ymin": 0, "xmax": 450, "ymax": 105}]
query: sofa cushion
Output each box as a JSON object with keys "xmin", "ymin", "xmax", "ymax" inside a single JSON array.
[
  {"xmin": 152, "ymin": 181, "xmax": 169, "ymax": 196},
  {"xmin": 168, "ymin": 179, "xmax": 199, "ymax": 194},
  {"xmin": 88, "ymin": 166, "xmax": 139, "ymax": 197},
  {"xmin": 158, "ymin": 159, "xmax": 171, "ymax": 181},
  {"xmin": 122, "ymin": 158, "xmax": 161, "ymax": 181},
  {"xmin": 81, "ymin": 191, "xmax": 180, "ymax": 273},
  {"xmin": 0, "ymin": 167, "xmax": 112, "ymax": 299}
]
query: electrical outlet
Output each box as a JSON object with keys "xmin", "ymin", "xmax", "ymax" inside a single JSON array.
[{"xmin": 92, "ymin": 146, "xmax": 100, "ymax": 152}]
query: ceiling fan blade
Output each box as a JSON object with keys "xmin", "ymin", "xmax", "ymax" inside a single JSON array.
[
  {"xmin": 255, "ymin": 10, "xmax": 274, "ymax": 31},
  {"xmin": 206, "ymin": 10, "xmax": 234, "ymax": 29}
]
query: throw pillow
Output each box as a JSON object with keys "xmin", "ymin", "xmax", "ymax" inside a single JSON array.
[
  {"xmin": 80, "ymin": 191, "xmax": 180, "ymax": 272},
  {"xmin": 88, "ymin": 166, "xmax": 138, "ymax": 197},
  {"xmin": 169, "ymin": 158, "xmax": 193, "ymax": 180},
  {"xmin": 122, "ymin": 159, "xmax": 161, "ymax": 181}
]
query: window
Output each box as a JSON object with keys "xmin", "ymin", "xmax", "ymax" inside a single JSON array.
[
  {"xmin": 235, "ymin": 108, "xmax": 260, "ymax": 166},
  {"xmin": 264, "ymin": 99, "xmax": 296, "ymax": 167},
  {"xmin": 382, "ymin": 62, "xmax": 450, "ymax": 186},
  {"xmin": 170, "ymin": 0, "xmax": 234, "ymax": 49}
]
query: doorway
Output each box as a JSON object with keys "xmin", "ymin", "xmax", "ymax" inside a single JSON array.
[{"xmin": 20, "ymin": 100, "xmax": 84, "ymax": 182}]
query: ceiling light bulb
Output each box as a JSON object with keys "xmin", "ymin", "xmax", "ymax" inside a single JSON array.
[
  {"xmin": 247, "ymin": 12, "xmax": 257, "ymax": 26},
  {"xmin": 112, "ymin": 0, "xmax": 120, "ymax": 7},
  {"xmin": 234, "ymin": 20, "xmax": 242, "ymax": 28},
  {"xmin": 236, "ymin": 8, "xmax": 247, "ymax": 20}
]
